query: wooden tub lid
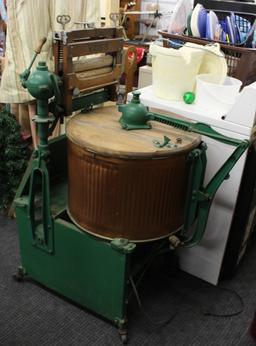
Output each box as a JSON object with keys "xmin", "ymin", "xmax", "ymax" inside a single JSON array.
[{"xmin": 66, "ymin": 106, "xmax": 201, "ymax": 159}]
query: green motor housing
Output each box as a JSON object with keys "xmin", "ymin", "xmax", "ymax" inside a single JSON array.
[{"xmin": 118, "ymin": 91, "xmax": 151, "ymax": 130}]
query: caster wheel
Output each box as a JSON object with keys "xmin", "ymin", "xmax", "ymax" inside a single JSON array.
[
  {"xmin": 12, "ymin": 267, "xmax": 25, "ymax": 282},
  {"xmin": 120, "ymin": 334, "xmax": 128, "ymax": 345},
  {"xmin": 12, "ymin": 273, "xmax": 24, "ymax": 282}
]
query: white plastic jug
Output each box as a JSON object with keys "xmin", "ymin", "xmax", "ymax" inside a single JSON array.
[{"xmin": 149, "ymin": 43, "xmax": 205, "ymax": 101}]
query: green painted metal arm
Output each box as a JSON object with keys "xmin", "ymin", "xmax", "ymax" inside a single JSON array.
[{"xmin": 149, "ymin": 113, "xmax": 242, "ymax": 146}]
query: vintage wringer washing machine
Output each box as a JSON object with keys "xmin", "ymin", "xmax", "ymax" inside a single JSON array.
[{"xmin": 14, "ymin": 24, "xmax": 250, "ymax": 343}]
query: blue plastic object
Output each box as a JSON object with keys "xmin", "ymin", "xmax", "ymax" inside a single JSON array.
[
  {"xmin": 226, "ymin": 15, "xmax": 235, "ymax": 44},
  {"xmin": 198, "ymin": 7, "xmax": 207, "ymax": 37},
  {"xmin": 206, "ymin": 13, "xmax": 211, "ymax": 39}
]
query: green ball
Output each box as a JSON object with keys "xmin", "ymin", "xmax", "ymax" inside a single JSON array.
[{"xmin": 183, "ymin": 92, "xmax": 195, "ymax": 104}]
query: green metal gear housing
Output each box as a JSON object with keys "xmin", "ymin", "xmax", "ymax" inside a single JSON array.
[{"xmin": 118, "ymin": 91, "xmax": 151, "ymax": 130}]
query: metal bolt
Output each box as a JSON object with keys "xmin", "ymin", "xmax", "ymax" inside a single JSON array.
[{"xmin": 169, "ymin": 235, "xmax": 181, "ymax": 249}]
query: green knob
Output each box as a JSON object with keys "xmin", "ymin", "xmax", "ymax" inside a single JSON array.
[
  {"xmin": 131, "ymin": 90, "xmax": 141, "ymax": 104},
  {"xmin": 183, "ymin": 92, "xmax": 195, "ymax": 104}
]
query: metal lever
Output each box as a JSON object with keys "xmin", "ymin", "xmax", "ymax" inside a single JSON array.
[
  {"xmin": 29, "ymin": 37, "xmax": 47, "ymax": 71},
  {"xmin": 20, "ymin": 37, "xmax": 47, "ymax": 86},
  {"xmin": 56, "ymin": 14, "xmax": 71, "ymax": 30}
]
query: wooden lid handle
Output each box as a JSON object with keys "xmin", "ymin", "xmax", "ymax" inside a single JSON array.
[{"xmin": 35, "ymin": 37, "xmax": 47, "ymax": 54}]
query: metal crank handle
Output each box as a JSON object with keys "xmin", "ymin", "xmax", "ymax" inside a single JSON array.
[
  {"xmin": 20, "ymin": 37, "xmax": 47, "ymax": 85},
  {"xmin": 28, "ymin": 37, "xmax": 47, "ymax": 70},
  {"xmin": 34, "ymin": 37, "xmax": 47, "ymax": 54}
]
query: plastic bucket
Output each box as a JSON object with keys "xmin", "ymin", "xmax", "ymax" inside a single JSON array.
[
  {"xmin": 149, "ymin": 44, "xmax": 205, "ymax": 101},
  {"xmin": 195, "ymin": 74, "xmax": 242, "ymax": 114}
]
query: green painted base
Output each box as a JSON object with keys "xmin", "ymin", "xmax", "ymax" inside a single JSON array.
[
  {"xmin": 15, "ymin": 206, "xmax": 131, "ymax": 326},
  {"xmin": 13, "ymin": 135, "xmax": 165, "ymax": 342}
]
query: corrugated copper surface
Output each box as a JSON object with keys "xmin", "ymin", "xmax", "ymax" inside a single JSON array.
[{"xmin": 67, "ymin": 140, "xmax": 193, "ymax": 242}]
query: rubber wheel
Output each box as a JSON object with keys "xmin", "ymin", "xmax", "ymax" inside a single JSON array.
[{"xmin": 12, "ymin": 273, "xmax": 24, "ymax": 282}]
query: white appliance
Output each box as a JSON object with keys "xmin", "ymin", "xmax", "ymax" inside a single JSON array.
[{"xmin": 127, "ymin": 84, "xmax": 256, "ymax": 284}]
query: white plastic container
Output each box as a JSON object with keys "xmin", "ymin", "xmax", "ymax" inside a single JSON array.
[
  {"xmin": 196, "ymin": 74, "xmax": 242, "ymax": 115},
  {"xmin": 149, "ymin": 43, "xmax": 205, "ymax": 101}
]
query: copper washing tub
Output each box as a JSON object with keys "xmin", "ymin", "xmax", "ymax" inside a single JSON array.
[{"xmin": 66, "ymin": 106, "xmax": 201, "ymax": 242}]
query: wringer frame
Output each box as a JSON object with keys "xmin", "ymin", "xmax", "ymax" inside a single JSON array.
[{"xmin": 14, "ymin": 24, "xmax": 250, "ymax": 343}]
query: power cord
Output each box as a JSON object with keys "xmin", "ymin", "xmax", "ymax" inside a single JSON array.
[
  {"xmin": 129, "ymin": 258, "xmax": 244, "ymax": 329},
  {"xmin": 129, "ymin": 274, "xmax": 180, "ymax": 328},
  {"xmin": 201, "ymin": 286, "xmax": 244, "ymax": 318},
  {"xmin": 160, "ymin": 271, "xmax": 244, "ymax": 318}
]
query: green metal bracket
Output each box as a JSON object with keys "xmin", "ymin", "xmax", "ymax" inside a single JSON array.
[
  {"xmin": 183, "ymin": 145, "xmax": 207, "ymax": 232},
  {"xmin": 111, "ymin": 238, "xmax": 136, "ymax": 254},
  {"xmin": 27, "ymin": 156, "xmax": 54, "ymax": 253}
]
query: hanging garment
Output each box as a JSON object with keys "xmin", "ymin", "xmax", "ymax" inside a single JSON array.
[
  {"xmin": 0, "ymin": 0, "xmax": 100, "ymax": 103},
  {"xmin": 0, "ymin": 0, "xmax": 7, "ymax": 23}
]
